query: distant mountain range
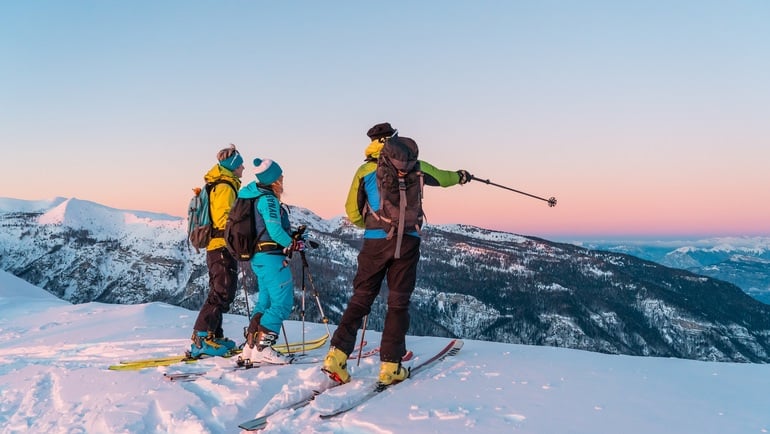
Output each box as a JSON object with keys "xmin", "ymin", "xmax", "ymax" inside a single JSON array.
[
  {"xmin": 576, "ymin": 238, "xmax": 770, "ymax": 304},
  {"xmin": 1, "ymin": 197, "xmax": 769, "ymax": 363}
]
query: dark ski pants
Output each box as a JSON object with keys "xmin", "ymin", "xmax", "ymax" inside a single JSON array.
[
  {"xmin": 331, "ymin": 235, "xmax": 420, "ymax": 363},
  {"xmin": 193, "ymin": 247, "xmax": 238, "ymax": 337}
]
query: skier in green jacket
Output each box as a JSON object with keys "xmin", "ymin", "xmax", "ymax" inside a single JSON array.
[{"xmin": 322, "ymin": 122, "xmax": 471, "ymax": 385}]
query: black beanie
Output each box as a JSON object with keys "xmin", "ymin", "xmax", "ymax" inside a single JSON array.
[{"xmin": 366, "ymin": 122, "xmax": 396, "ymax": 140}]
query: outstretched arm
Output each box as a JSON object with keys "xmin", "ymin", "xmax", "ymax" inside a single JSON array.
[{"xmin": 420, "ymin": 160, "xmax": 470, "ymax": 187}]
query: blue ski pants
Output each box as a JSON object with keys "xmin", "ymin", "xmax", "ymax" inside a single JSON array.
[{"xmin": 250, "ymin": 252, "xmax": 294, "ymax": 334}]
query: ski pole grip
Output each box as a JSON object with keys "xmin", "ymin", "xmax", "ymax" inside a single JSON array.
[{"xmin": 293, "ymin": 225, "xmax": 307, "ymax": 240}]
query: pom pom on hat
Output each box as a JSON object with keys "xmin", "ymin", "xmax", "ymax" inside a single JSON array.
[{"xmin": 253, "ymin": 158, "xmax": 283, "ymax": 185}]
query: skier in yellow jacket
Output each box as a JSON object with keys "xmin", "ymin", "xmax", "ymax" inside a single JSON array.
[{"xmin": 190, "ymin": 144, "xmax": 244, "ymax": 358}]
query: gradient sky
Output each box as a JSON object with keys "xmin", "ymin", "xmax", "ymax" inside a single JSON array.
[{"xmin": 2, "ymin": 1, "xmax": 769, "ymax": 239}]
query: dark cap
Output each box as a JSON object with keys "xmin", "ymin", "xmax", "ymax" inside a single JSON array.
[{"xmin": 366, "ymin": 122, "xmax": 396, "ymax": 140}]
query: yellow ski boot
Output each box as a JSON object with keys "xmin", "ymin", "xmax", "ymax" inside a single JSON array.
[
  {"xmin": 322, "ymin": 347, "xmax": 351, "ymax": 384},
  {"xmin": 378, "ymin": 361, "xmax": 409, "ymax": 386}
]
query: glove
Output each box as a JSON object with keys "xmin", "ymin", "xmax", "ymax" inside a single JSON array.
[
  {"xmin": 284, "ymin": 227, "xmax": 307, "ymax": 256},
  {"xmin": 293, "ymin": 240, "xmax": 305, "ymax": 252},
  {"xmin": 457, "ymin": 170, "xmax": 472, "ymax": 185},
  {"xmin": 283, "ymin": 239, "xmax": 305, "ymax": 255},
  {"xmin": 291, "ymin": 225, "xmax": 307, "ymax": 240}
]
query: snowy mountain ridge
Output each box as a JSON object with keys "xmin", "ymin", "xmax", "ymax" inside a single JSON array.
[
  {"xmin": 2, "ymin": 196, "xmax": 770, "ymax": 364},
  {"xmin": 579, "ymin": 237, "xmax": 770, "ymax": 304}
]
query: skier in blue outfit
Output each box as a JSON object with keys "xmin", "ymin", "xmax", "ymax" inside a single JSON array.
[{"xmin": 238, "ymin": 158, "xmax": 304, "ymax": 365}]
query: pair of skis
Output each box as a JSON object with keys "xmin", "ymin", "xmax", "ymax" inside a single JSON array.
[
  {"xmin": 162, "ymin": 341, "xmax": 394, "ymax": 382},
  {"xmin": 238, "ymin": 338, "xmax": 463, "ymax": 431},
  {"xmin": 108, "ymin": 333, "xmax": 329, "ymax": 371}
]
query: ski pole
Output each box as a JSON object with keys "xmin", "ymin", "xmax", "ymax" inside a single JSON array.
[
  {"xmin": 356, "ymin": 315, "xmax": 368, "ymax": 367},
  {"xmin": 239, "ymin": 261, "xmax": 252, "ymax": 348},
  {"xmin": 299, "ymin": 250, "xmax": 331, "ymax": 337},
  {"xmin": 300, "ymin": 258, "xmax": 307, "ymax": 355},
  {"xmin": 239, "ymin": 262, "xmax": 251, "ymax": 317},
  {"xmin": 281, "ymin": 324, "xmax": 292, "ymax": 355},
  {"xmin": 469, "ymin": 174, "xmax": 557, "ymax": 207}
]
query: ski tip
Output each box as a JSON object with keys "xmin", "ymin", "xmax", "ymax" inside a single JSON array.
[{"xmin": 445, "ymin": 340, "xmax": 463, "ymax": 357}]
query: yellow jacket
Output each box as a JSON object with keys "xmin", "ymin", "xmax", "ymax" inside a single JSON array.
[{"xmin": 203, "ymin": 164, "xmax": 241, "ymax": 251}]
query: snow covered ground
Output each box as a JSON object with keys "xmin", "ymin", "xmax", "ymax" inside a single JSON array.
[{"xmin": 1, "ymin": 270, "xmax": 768, "ymax": 434}]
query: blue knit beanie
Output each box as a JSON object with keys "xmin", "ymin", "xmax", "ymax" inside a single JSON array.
[{"xmin": 253, "ymin": 158, "xmax": 283, "ymax": 185}]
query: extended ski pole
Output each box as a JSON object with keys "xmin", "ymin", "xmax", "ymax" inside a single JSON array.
[{"xmin": 470, "ymin": 174, "xmax": 557, "ymax": 207}]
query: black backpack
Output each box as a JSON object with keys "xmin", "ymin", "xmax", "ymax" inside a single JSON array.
[
  {"xmin": 374, "ymin": 135, "xmax": 424, "ymax": 258},
  {"xmin": 224, "ymin": 196, "xmax": 261, "ymax": 261}
]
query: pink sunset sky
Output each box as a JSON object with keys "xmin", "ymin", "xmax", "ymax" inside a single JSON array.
[{"xmin": 2, "ymin": 2, "xmax": 768, "ymax": 240}]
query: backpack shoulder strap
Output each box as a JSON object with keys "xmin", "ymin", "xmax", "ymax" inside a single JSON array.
[
  {"xmin": 250, "ymin": 193, "xmax": 280, "ymax": 252},
  {"xmin": 205, "ymin": 179, "xmax": 238, "ymax": 234},
  {"xmin": 206, "ymin": 179, "xmax": 236, "ymax": 193}
]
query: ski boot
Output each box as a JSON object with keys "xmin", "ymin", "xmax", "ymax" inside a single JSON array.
[
  {"xmin": 213, "ymin": 336, "xmax": 236, "ymax": 351},
  {"xmin": 237, "ymin": 313, "xmax": 263, "ymax": 367},
  {"xmin": 238, "ymin": 327, "xmax": 257, "ymax": 367},
  {"xmin": 189, "ymin": 331, "xmax": 232, "ymax": 358},
  {"xmin": 322, "ymin": 346, "xmax": 351, "ymax": 384},
  {"xmin": 248, "ymin": 327, "xmax": 294, "ymax": 365},
  {"xmin": 378, "ymin": 360, "xmax": 409, "ymax": 386}
]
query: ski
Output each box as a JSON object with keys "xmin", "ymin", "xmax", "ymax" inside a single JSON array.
[
  {"xmin": 164, "ymin": 342, "xmax": 389, "ymax": 383},
  {"xmin": 163, "ymin": 371, "xmax": 204, "ymax": 382},
  {"xmin": 279, "ymin": 333, "xmax": 330, "ymax": 354},
  {"xmin": 319, "ymin": 339, "xmax": 463, "ymax": 419},
  {"xmin": 109, "ymin": 333, "xmax": 329, "ymax": 371},
  {"xmin": 109, "ymin": 354, "xmax": 218, "ymax": 371},
  {"xmin": 238, "ymin": 390, "xmax": 323, "ymax": 430},
  {"xmin": 163, "ymin": 356, "xmax": 323, "ymax": 381},
  {"xmin": 274, "ymin": 333, "xmax": 330, "ymax": 353},
  {"xmin": 237, "ymin": 344, "xmax": 421, "ymax": 431}
]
